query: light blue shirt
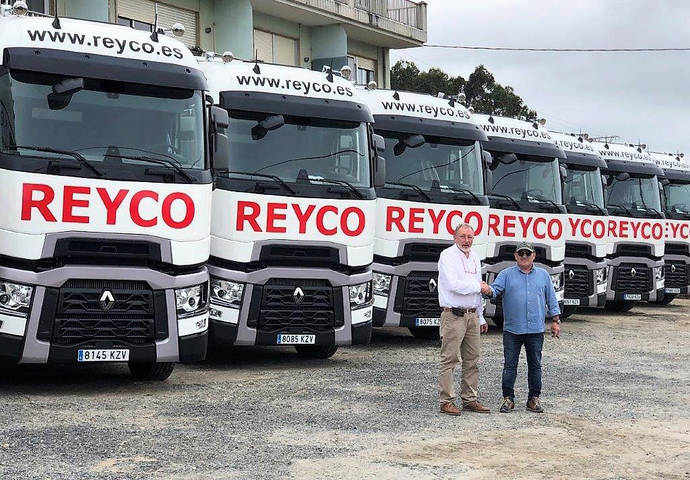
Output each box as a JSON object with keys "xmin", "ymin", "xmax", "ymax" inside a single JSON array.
[{"xmin": 489, "ymin": 266, "xmax": 561, "ymax": 335}]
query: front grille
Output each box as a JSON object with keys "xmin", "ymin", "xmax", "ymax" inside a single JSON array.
[
  {"xmin": 614, "ymin": 265, "xmax": 652, "ymax": 293},
  {"xmin": 257, "ymin": 279, "xmax": 339, "ymax": 332},
  {"xmin": 564, "ymin": 266, "xmax": 592, "ymax": 297},
  {"xmin": 53, "ymin": 279, "xmax": 155, "ymax": 345},
  {"xmin": 259, "ymin": 245, "xmax": 340, "ymax": 267},
  {"xmin": 565, "ymin": 243, "xmax": 591, "ymax": 257},
  {"xmin": 402, "ymin": 243, "xmax": 448, "ymax": 261},
  {"xmin": 616, "ymin": 244, "xmax": 651, "ymax": 256},
  {"xmin": 665, "ymin": 243, "xmax": 689, "ymax": 256},
  {"xmin": 397, "ymin": 271, "xmax": 440, "ymax": 316},
  {"xmin": 664, "ymin": 262, "xmax": 688, "ymax": 288}
]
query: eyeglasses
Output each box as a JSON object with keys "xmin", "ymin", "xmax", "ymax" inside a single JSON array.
[{"xmin": 516, "ymin": 250, "xmax": 533, "ymax": 257}]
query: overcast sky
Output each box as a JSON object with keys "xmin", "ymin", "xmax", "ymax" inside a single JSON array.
[{"xmin": 391, "ymin": 0, "xmax": 690, "ymax": 155}]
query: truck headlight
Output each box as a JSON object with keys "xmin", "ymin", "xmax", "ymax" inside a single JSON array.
[
  {"xmin": 655, "ymin": 266, "xmax": 664, "ymax": 280},
  {"xmin": 175, "ymin": 283, "xmax": 208, "ymax": 318},
  {"xmin": 594, "ymin": 268, "xmax": 607, "ymax": 285},
  {"xmin": 210, "ymin": 278, "xmax": 244, "ymax": 309},
  {"xmin": 0, "ymin": 280, "xmax": 33, "ymax": 318},
  {"xmin": 349, "ymin": 281, "xmax": 372, "ymax": 309},
  {"xmin": 372, "ymin": 273, "xmax": 392, "ymax": 295},
  {"xmin": 550, "ymin": 273, "xmax": 563, "ymax": 290}
]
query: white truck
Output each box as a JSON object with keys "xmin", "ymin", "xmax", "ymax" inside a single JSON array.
[
  {"xmin": 359, "ymin": 88, "xmax": 489, "ymax": 339},
  {"xmin": 551, "ymin": 132, "xmax": 609, "ymax": 316},
  {"xmin": 593, "ymin": 141, "xmax": 665, "ymax": 311},
  {"xmin": 475, "ymin": 114, "xmax": 566, "ymax": 327},
  {"xmin": 651, "ymin": 151, "xmax": 690, "ymax": 304},
  {"xmin": 199, "ymin": 59, "xmax": 380, "ymax": 358},
  {"xmin": 0, "ymin": 5, "xmax": 218, "ymax": 379}
]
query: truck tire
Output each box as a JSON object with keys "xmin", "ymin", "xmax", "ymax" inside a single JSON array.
[
  {"xmin": 408, "ymin": 327, "xmax": 440, "ymax": 340},
  {"xmin": 295, "ymin": 344, "xmax": 339, "ymax": 359},
  {"xmin": 654, "ymin": 294, "xmax": 675, "ymax": 305},
  {"xmin": 605, "ymin": 301, "xmax": 636, "ymax": 313},
  {"xmin": 128, "ymin": 362, "xmax": 175, "ymax": 381},
  {"xmin": 561, "ymin": 306, "xmax": 577, "ymax": 319}
]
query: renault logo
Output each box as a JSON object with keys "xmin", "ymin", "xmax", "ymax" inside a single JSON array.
[
  {"xmin": 428, "ymin": 278, "xmax": 437, "ymax": 293},
  {"xmin": 671, "ymin": 264, "xmax": 677, "ymax": 273},
  {"xmin": 630, "ymin": 268, "xmax": 637, "ymax": 277},
  {"xmin": 568, "ymin": 270, "xmax": 575, "ymax": 280},
  {"xmin": 99, "ymin": 290, "xmax": 115, "ymax": 311},
  {"xmin": 293, "ymin": 287, "xmax": 305, "ymax": 304}
]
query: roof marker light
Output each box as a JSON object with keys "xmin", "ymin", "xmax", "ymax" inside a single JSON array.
[
  {"xmin": 437, "ymin": 92, "xmax": 445, "ymax": 98},
  {"xmin": 366, "ymin": 81, "xmax": 377, "ymax": 90},
  {"xmin": 222, "ymin": 51, "xmax": 234, "ymax": 63},
  {"xmin": 340, "ymin": 65, "xmax": 352, "ymax": 80},
  {"xmin": 539, "ymin": 118, "xmax": 547, "ymax": 126},
  {"xmin": 392, "ymin": 91, "xmax": 400, "ymax": 101},
  {"xmin": 458, "ymin": 93, "xmax": 466, "ymax": 103},
  {"xmin": 468, "ymin": 107, "xmax": 475, "ymax": 113},
  {"xmin": 12, "ymin": 1, "xmax": 27, "ymax": 15},
  {"xmin": 171, "ymin": 23, "xmax": 185, "ymax": 37}
]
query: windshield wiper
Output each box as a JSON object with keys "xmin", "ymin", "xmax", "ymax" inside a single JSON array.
[
  {"xmin": 607, "ymin": 203, "xmax": 634, "ymax": 217},
  {"xmin": 490, "ymin": 193, "xmax": 521, "ymax": 210},
  {"xmin": 102, "ymin": 152, "xmax": 193, "ymax": 183},
  {"xmin": 529, "ymin": 195, "xmax": 562, "ymax": 212},
  {"xmin": 254, "ymin": 149, "xmax": 363, "ymax": 174},
  {"xmin": 440, "ymin": 185, "xmax": 480, "ymax": 204},
  {"xmin": 309, "ymin": 177, "xmax": 363, "ymax": 199},
  {"xmin": 574, "ymin": 200, "xmax": 606, "ymax": 216},
  {"xmin": 6, "ymin": 145, "xmax": 103, "ymax": 176},
  {"xmin": 215, "ymin": 170, "xmax": 296, "ymax": 195},
  {"xmin": 639, "ymin": 206, "xmax": 662, "ymax": 218},
  {"xmin": 385, "ymin": 181, "xmax": 431, "ymax": 201}
]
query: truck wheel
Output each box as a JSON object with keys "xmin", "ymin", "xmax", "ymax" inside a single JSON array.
[
  {"xmin": 408, "ymin": 327, "xmax": 440, "ymax": 340},
  {"xmin": 654, "ymin": 295, "xmax": 675, "ymax": 305},
  {"xmin": 605, "ymin": 301, "xmax": 636, "ymax": 313},
  {"xmin": 561, "ymin": 306, "xmax": 577, "ymax": 319},
  {"xmin": 128, "ymin": 362, "xmax": 175, "ymax": 381},
  {"xmin": 295, "ymin": 344, "xmax": 338, "ymax": 359}
]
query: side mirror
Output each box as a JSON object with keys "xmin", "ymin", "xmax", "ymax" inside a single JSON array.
[
  {"xmin": 374, "ymin": 155, "xmax": 386, "ymax": 188},
  {"xmin": 211, "ymin": 106, "xmax": 229, "ymax": 129},
  {"xmin": 559, "ymin": 164, "xmax": 568, "ymax": 179},
  {"xmin": 601, "ymin": 174, "xmax": 607, "ymax": 186},
  {"xmin": 251, "ymin": 114, "xmax": 284, "ymax": 140},
  {"xmin": 482, "ymin": 150, "xmax": 493, "ymax": 168},
  {"xmin": 209, "ymin": 106, "xmax": 230, "ymax": 169},
  {"xmin": 499, "ymin": 153, "xmax": 518, "ymax": 165},
  {"xmin": 615, "ymin": 172, "xmax": 630, "ymax": 181},
  {"xmin": 484, "ymin": 168, "xmax": 493, "ymax": 192},
  {"xmin": 372, "ymin": 133, "xmax": 385, "ymax": 154},
  {"xmin": 47, "ymin": 77, "xmax": 84, "ymax": 110},
  {"xmin": 660, "ymin": 178, "xmax": 670, "ymax": 186},
  {"xmin": 393, "ymin": 134, "xmax": 425, "ymax": 156}
]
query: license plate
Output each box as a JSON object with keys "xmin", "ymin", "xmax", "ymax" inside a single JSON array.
[
  {"xmin": 563, "ymin": 298, "xmax": 580, "ymax": 306},
  {"xmin": 665, "ymin": 287, "xmax": 681, "ymax": 294},
  {"xmin": 77, "ymin": 349, "xmax": 129, "ymax": 362},
  {"xmin": 623, "ymin": 294, "xmax": 642, "ymax": 301},
  {"xmin": 415, "ymin": 317, "xmax": 440, "ymax": 327},
  {"xmin": 277, "ymin": 334, "xmax": 315, "ymax": 345}
]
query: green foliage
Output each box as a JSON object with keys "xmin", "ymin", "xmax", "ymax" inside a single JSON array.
[{"xmin": 390, "ymin": 61, "xmax": 537, "ymax": 121}]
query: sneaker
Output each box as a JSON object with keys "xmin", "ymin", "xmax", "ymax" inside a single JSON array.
[
  {"xmin": 439, "ymin": 402, "xmax": 462, "ymax": 416},
  {"xmin": 526, "ymin": 397, "xmax": 544, "ymax": 413},
  {"xmin": 500, "ymin": 397, "xmax": 515, "ymax": 413}
]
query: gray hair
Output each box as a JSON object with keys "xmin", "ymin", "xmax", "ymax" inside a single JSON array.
[{"xmin": 453, "ymin": 222, "xmax": 475, "ymax": 236}]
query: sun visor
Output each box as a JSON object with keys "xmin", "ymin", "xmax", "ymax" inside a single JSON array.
[
  {"xmin": 483, "ymin": 136, "xmax": 566, "ymax": 159},
  {"xmin": 220, "ymin": 90, "xmax": 374, "ymax": 123},
  {"xmin": 604, "ymin": 159, "xmax": 664, "ymax": 176},
  {"xmin": 372, "ymin": 115, "xmax": 487, "ymax": 141},
  {"xmin": 4, "ymin": 47, "xmax": 207, "ymax": 90},
  {"xmin": 562, "ymin": 151, "xmax": 607, "ymax": 169},
  {"xmin": 663, "ymin": 168, "xmax": 690, "ymax": 182}
]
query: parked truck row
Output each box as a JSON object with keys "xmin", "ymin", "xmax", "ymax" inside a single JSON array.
[{"xmin": 1, "ymin": 4, "xmax": 687, "ymax": 379}]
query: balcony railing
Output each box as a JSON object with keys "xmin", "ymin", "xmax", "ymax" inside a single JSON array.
[{"xmin": 354, "ymin": 0, "xmax": 423, "ymax": 29}]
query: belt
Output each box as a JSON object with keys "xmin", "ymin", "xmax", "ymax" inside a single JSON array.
[{"xmin": 443, "ymin": 307, "xmax": 477, "ymax": 316}]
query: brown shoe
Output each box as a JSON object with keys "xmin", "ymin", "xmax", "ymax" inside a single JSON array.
[
  {"xmin": 439, "ymin": 402, "xmax": 462, "ymax": 416},
  {"xmin": 462, "ymin": 400, "xmax": 490, "ymax": 413},
  {"xmin": 526, "ymin": 397, "xmax": 544, "ymax": 413}
]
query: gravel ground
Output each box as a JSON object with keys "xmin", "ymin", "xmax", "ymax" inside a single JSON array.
[{"xmin": 1, "ymin": 300, "xmax": 689, "ymax": 479}]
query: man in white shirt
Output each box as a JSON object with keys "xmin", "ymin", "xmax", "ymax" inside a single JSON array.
[{"xmin": 437, "ymin": 223, "xmax": 491, "ymax": 415}]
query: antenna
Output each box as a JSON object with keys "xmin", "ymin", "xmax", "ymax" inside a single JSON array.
[
  {"xmin": 253, "ymin": 50, "xmax": 261, "ymax": 74},
  {"xmin": 150, "ymin": 3, "xmax": 160, "ymax": 42},
  {"xmin": 326, "ymin": 58, "xmax": 334, "ymax": 83},
  {"xmin": 52, "ymin": 0, "xmax": 60, "ymax": 29}
]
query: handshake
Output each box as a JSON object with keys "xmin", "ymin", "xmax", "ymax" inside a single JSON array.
[{"xmin": 480, "ymin": 281, "xmax": 492, "ymax": 296}]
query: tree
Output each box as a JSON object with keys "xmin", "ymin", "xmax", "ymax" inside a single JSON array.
[{"xmin": 390, "ymin": 60, "xmax": 536, "ymax": 121}]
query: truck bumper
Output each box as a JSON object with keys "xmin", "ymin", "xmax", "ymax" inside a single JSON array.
[
  {"xmin": 208, "ymin": 263, "xmax": 372, "ymax": 348},
  {"xmin": 606, "ymin": 257, "xmax": 664, "ymax": 303},
  {"xmin": 563, "ymin": 257, "xmax": 608, "ymax": 308},
  {"xmin": 0, "ymin": 265, "xmax": 209, "ymax": 365},
  {"xmin": 662, "ymin": 253, "xmax": 690, "ymax": 296}
]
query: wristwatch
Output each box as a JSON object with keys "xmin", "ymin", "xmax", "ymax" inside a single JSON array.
[{"xmin": 552, "ymin": 317, "xmax": 561, "ymax": 324}]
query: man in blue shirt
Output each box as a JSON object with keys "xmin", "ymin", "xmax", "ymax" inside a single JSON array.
[{"xmin": 483, "ymin": 241, "xmax": 561, "ymax": 414}]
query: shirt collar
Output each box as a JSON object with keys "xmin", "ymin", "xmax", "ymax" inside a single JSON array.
[
  {"xmin": 455, "ymin": 244, "xmax": 472, "ymax": 259},
  {"xmin": 517, "ymin": 265, "xmax": 535, "ymax": 274}
]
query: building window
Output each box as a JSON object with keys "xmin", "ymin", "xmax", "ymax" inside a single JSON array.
[
  {"xmin": 117, "ymin": 16, "xmax": 154, "ymax": 32},
  {"xmin": 253, "ymin": 29, "xmax": 299, "ymax": 66},
  {"xmin": 348, "ymin": 55, "xmax": 377, "ymax": 85},
  {"xmin": 26, "ymin": 0, "xmax": 49, "ymax": 14},
  {"xmin": 116, "ymin": 0, "xmax": 199, "ymax": 48}
]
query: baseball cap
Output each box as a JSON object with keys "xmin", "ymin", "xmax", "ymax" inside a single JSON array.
[{"xmin": 515, "ymin": 241, "xmax": 535, "ymax": 254}]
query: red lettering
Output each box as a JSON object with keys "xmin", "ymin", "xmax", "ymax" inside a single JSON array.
[
  {"xmin": 21, "ymin": 183, "xmax": 56, "ymax": 222},
  {"xmin": 681, "ymin": 224, "xmax": 690, "ymax": 240},
  {"xmin": 386, "ymin": 206, "xmax": 404, "ymax": 232},
  {"xmin": 608, "ymin": 219, "xmax": 617, "ymax": 238},
  {"xmin": 97, "ymin": 188, "xmax": 128, "ymax": 225},
  {"xmin": 640, "ymin": 222, "xmax": 651, "ymax": 240},
  {"xmin": 130, "ymin": 190, "xmax": 158, "ymax": 227},
  {"xmin": 533, "ymin": 217, "xmax": 546, "ymax": 239},
  {"xmin": 316, "ymin": 205, "xmax": 338, "ymax": 236},
  {"xmin": 580, "ymin": 219, "xmax": 592, "ymax": 238},
  {"xmin": 445, "ymin": 211, "xmax": 464, "ymax": 235},
  {"xmin": 548, "ymin": 218, "xmax": 563, "ymax": 240},
  {"xmin": 488, "ymin": 213, "xmax": 499, "ymax": 236},
  {"xmin": 502, "ymin": 215, "xmax": 516, "ymax": 237},
  {"xmin": 652, "ymin": 222, "xmax": 663, "ymax": 240},
  {"xmin": 62, "ymin": 185, "xmax": 90, "ymax": 223},
  {"xmin": 518, "ymin": 215, "xmax": 533, "ymax": 237},
  {"xmin": 162, "ymin": 192, "xmax": 195, "ymax": 229},
  {"xmin": 235, "ymin": 201, "xmax": 261, "ymax": 232},
  {"xmin": 408, "ymin": 208, "xmax": 424, "ymax": 234},
  {"xmin": 669, "ymin": 222, "xmax": 680, "ymax": 239},
  {"xmin": 592, "ymin": 220, "xmax": 605, "ymax": 239},
  {"xmin": 428, "ymin": 209, "xmax": 445, "ymax": 235},
  {"xmin": 265, "ymin": 202, "xmax": 287, "ymax": 233},
  {"xmin": 464, "ymin": 211, "xmax": 483, "ymax": 235},
  {"xmin": 292, "ymin": 204, "xmax": 316, "ymax": 234},
  {"xmin": 630, "ymin": 221, "xmax": 642, "ymax": 238},
  {"xmin": 620, "ymin": 220, "xmax": 629, "ymax": 238},
  {"xmin": 569, "ymin": 217, "xmax": 581, "ymax": 237},
  {"xmin": 341, "ymin": 207, "xmax": 365, "ymax": 236}
]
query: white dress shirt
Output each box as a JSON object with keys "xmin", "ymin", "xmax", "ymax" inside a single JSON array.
[{"xmin": 437, "ymin": 244, "xmax": 486, "ymax": 325}]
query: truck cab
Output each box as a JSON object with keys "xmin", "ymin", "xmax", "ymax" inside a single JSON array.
[
  {"xmin": 593, "ymin": 141, "xmax": 665, "ymax": 311},
  {"xmin": 359, "ymin": 89, "xmax": 488, "ymax": 339},
  {"xmin": 551, "ymin": 133, "xmax": 609, "ymax": 316},
  {"xmin": 199, "ymin": 58, "xmax": 379, "ymax": 359},
  {"xmin": 0, "ymin": 6, "xmax": 216, "ymax": 379},
  {"xmin": 475, "ymin": 115, "xmax": 566, "ymax": 327},
  {"xmin": 651, "ymin": 151, "xmax": 690, "ymax": 304}
]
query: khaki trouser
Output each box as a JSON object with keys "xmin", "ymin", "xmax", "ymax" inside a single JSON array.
[{"xmin": 439, "ymin": 309, "xmax": 480, "ymax": 405}]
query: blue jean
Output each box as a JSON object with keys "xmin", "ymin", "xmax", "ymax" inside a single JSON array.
[{"xmin": 502, "ymin": 331, "xmax": 544, "ymax": 400}]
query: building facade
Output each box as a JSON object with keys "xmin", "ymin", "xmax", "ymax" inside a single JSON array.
[{"xmin": 26, "ymin": 0, "xmax": 427, "ymax": 88}]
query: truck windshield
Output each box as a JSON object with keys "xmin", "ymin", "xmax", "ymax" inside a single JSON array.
[
  {"xmin": 663, "ymin": 181, "xmax": 690, "ymax": 218},
  {"xmin": 226, "ymin": 111, "xmax": 370, "ymax": 188},
  {"xmin": 489, "ymin": 153, "xmax": 562, "ymax": 206},
  {"xmin": 0, "ymin": 69, "xmax": 205, "ymax": 169},
  {"xmin": 563, "ymin": 166, "xmax": 605, "ymax": 211},
  {"xmin": 605, "ymin": 174, "xmax": 662, "ymax": 217},
  {"xmin": 380, "ymin": 131, "xmax": 483, "ymax": 194}
]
